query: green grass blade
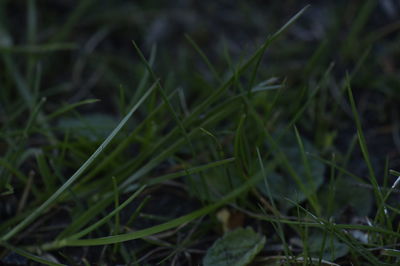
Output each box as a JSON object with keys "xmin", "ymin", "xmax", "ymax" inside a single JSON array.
[
  {"xmin": 131, "ymin": 41, "xmax": 194, "ymax": 152},
  {"xmin": 271, "ymin": 5, "xmax": 309, "ymax": 40},
  {"xmin": 346, "ymin": 77, "xmax": 386, "ymax": 223},
  {"xmin": 185, "ymin": 5, "xmax": 309, "ymax": 128},
  {"xmin": 131, "ymin": 44, "xmax": 157, "ymax": 106},
  {"xmin": 56, "ymin": 195, "xmax": 113, "ymax": 240},
  {"xmin": 47, "ymin": 99, "xmax": 100, "ymax": 120},
  {"xmin": 45, "ymin": 172, "xmax": 263, "ymax": 248},
  {"xmin": 264, "ymin": 130, "xmax": 320, "ymax": 213},
  {"xmin": 22, "ymin": 97, "xmax": 46, "ymax": 137},
  {"xmin": 1, "ymin": 81, "xmax": 158, "ymax": 241},
  {"xmin": 65, "ymin": 186, "xmax": 146, "ymax": 241},
  {"xmin": 145, "ymin": 158, "xmax": 235, "ymax": 185},
  {"xmin": 35, "ymin": 150, "xmax": 55, "ymax": 194},
  {"xmin": 185, "ymin": 34, "xmax": 222, "ymax": 83},
  {"xmin": 294, "ymin": 126, "xmax": 321, "ymax": 215}
]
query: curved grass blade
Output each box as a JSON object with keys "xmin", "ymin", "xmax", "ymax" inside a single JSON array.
[
  {"xmin": 346, "ymin": 77, "xmax": 386, "ymax": 226},
  {"xmin": 42, "ymin": 172, "xmax": 263, "ymax": 249},
  {"xmin": 47, "ymin": 99, "xmax": 100, "ymax": 120},
  {"xmin": 1, "ymin": 81, "xmax": 158, "ymax": 242},
  {"xmin": 66, "ymin": 186, "xmax": 146, "ymax": 240},
  {"xmin": 145, "ymin": 157, "xmax": 235, "ymax": 186},
  {"xmin": 185, "ymin": 34, "xmax": 222, "ymax": 83}
]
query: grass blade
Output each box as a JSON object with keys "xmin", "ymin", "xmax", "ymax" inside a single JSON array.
[
  {"xmin": 44, "ymin": 171, "xmax": 263, "ymax": 248},
  {"xmin": 1, "ymin": 81, "xmax": 158, "ymax": 241}
]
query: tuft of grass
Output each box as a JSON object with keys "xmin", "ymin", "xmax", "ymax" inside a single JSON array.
[{"xmin": 1, "ymin": 2, "xmax": 400, "ymax": 265}]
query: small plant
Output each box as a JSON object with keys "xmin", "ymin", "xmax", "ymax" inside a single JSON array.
[{"xmin": 1, "ymin": 1, "xmax": 400, "ymax": 265}]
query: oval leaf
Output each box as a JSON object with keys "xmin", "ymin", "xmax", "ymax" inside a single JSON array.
[{"xmin": 203, "ymin": 227, "xmax": 266, "ymax": 266}]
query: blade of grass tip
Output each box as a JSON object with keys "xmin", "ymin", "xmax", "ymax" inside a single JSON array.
[
  {"xmin": 48, "ymin": 172, "xmax": 264, "ymax": 248},
  {"xmin": 256, "ymin": 148, "xmax": 277, "ymax": 213},
  {"xmin": 183, "ymin": 5, "xmax": 309, "ymax": 128},
  {"xmin": 0, "ymin": 81, "xmax": 157, "ymax": 242},
  {"xmin": 282, "ymin": 62, "xmax": 334, "ymax": 136},
  {"xmin": 293, "ymin": 126, "xmax": 321, "ymax": 215},
  {"xmin": 270, "ymin": 5, "xmax": 309, "ymax": 40},
  {"xmin": 346, "ymin": 76, "xmax": 386, "ymax": 220},
  {"xmin": 247, "ymin": 46, "xmax": 267, "ymax": 96},
  {"xmin": 251, "ymin": 82, "xmax": 282, "ymax": 93},
  {"xmin": 222, "ymin": 38, "xmax": 235, "ymax": 77},
  {"xmin": 348, "ymin": 45, "xmax": 371, "ymax": 80},
  {"xmin": 390, "ymin": 169, "xmax": 400, "ymax": 176},
  {"xmin": 131, "ymin": 44, "xmax": 157, "ymax": 106},
  {"xmin": 131, "ymin": 41, "xmax": 193, "ymax": 150},
  {"xmin": 336, "ymin": 134, "xmax": 358, "ymax": 180},
  {"xmin": 132, "ymin": 41, "xmax": 198, "ymax": 185},
  {"xmin": 245, "ymin": 5, "xmax": 309, "ymax": 92},
  {"xmin": 47, "ymin": 99, "xmax": 100, "ymax": 120},
  {"xmin": 126, "ymin": 195, "xmax": 151, "ymax": 228},
  {"xmin": 185, "ymin": 34, "xmax": 222, "ymax": 83},
  {"xmin": 199, "ymin": 128, "xmax": 225, "ymax": 158}
]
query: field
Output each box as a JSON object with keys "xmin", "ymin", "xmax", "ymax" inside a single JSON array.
[{"xmin": 1, "ymin": 1, "xmax": 400, "ymax": 265}]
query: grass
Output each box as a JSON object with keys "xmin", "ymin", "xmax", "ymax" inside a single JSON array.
[{"xmin": 1, "ymin": 1, "xmax": 400, "ymax": 265}]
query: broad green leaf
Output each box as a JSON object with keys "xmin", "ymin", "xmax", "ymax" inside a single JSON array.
[
  {"xmin": 57, "ymin": 113, "xmax": 118, "ymax": 141},
  {"xmin": 188, "ymin": 170, "xmax": 242, "ymax": 202},
  {"xmin": 306, "ymin": 232, "xmax": 349, "ymax": 261},
  {"xmin": 203, "ymin": 227, "xmax": 266, "ymax": 266},
  {"xmin": 319, "ymin": 177, "xmax": 372, "ymax": 217},
  {"xmin": 257, "ymin": 131, "xmax": 324, "ymax": 210}
]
